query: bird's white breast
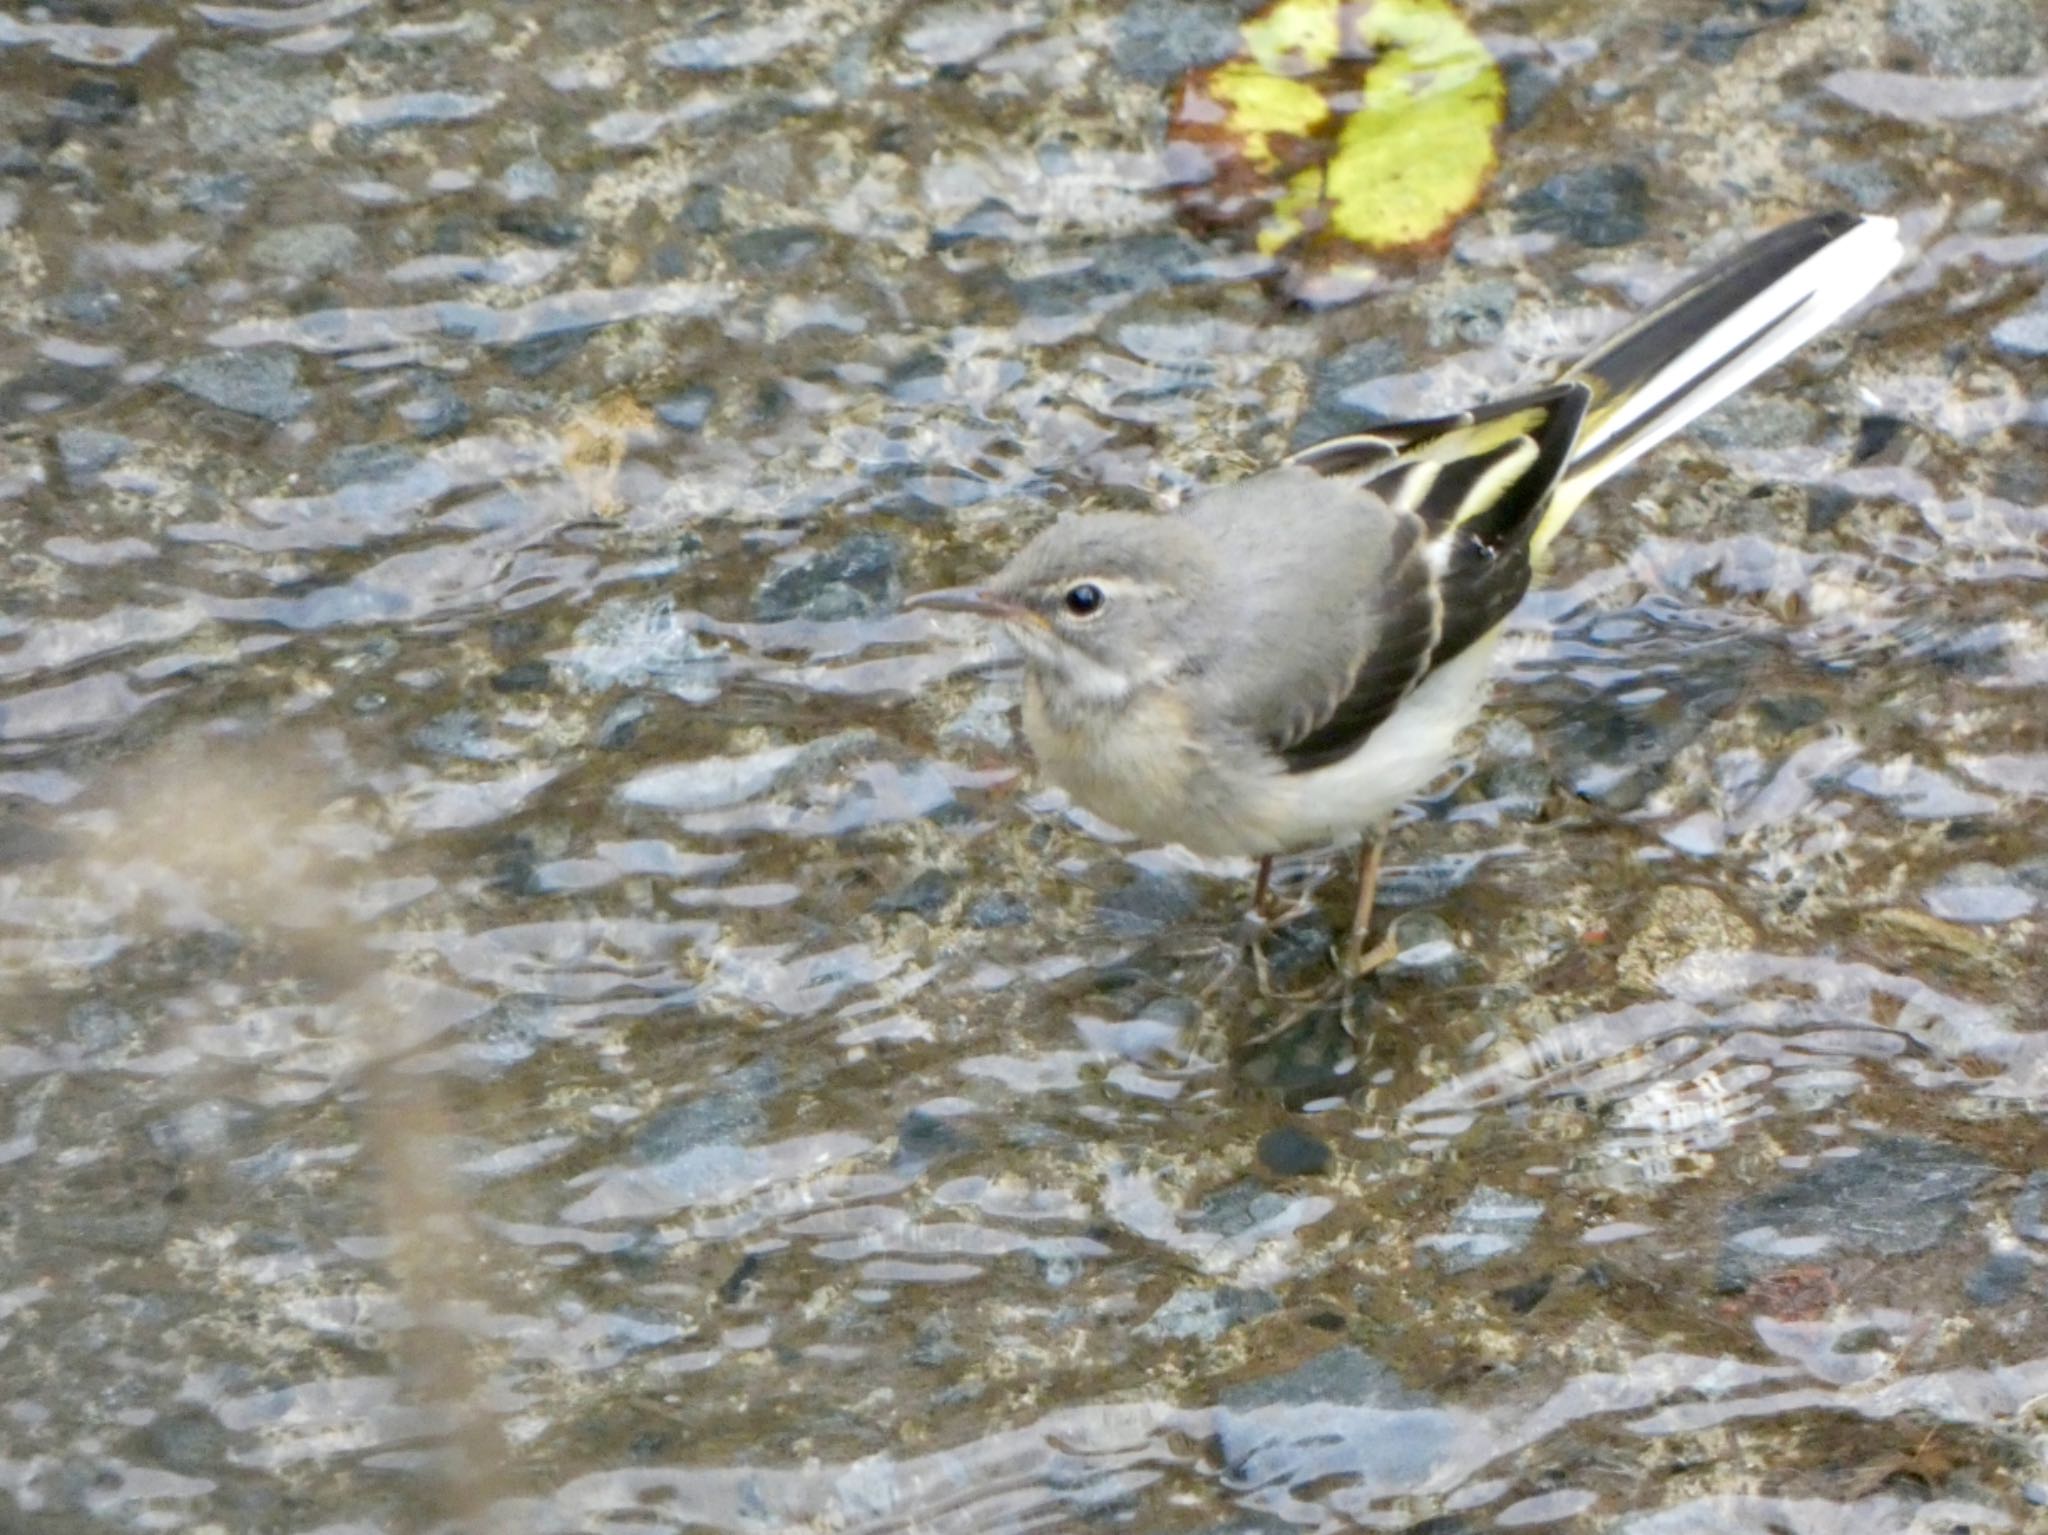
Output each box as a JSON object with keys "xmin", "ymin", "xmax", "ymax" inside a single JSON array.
[{"xmin": 1017, "ymin": 628, "xmax": 1504, "ymax": 859}]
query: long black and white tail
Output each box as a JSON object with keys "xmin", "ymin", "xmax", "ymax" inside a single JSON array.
[{"xmin": 1533, "ymin": 210, "xmax": 1902, "ymax": 552}]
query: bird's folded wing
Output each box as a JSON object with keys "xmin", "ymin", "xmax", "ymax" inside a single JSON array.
[{"xmin": 1239, "ymin": 384, "xmax": 1590, "ymax": 772}]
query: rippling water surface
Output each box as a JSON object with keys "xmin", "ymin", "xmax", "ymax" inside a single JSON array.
[{"xmin": 4, "ymin": 2, "xmax": 2048, "ymax": 1531}]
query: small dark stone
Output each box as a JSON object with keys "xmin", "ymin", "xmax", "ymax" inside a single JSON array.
[
  {"xmin": 54, "ymin": 79, "xmax": 138, "ymax": 127},
  {"xmin": 878, "ymin": 869, "xmax": 954, "ymax": 918},
  {"xmin": 2012, "ymin": 1171, "xmax": 2048, "ymax": 1242},
  {"xmin": 1493, "ymin": 1273, "xmax": 1554, "ymax": 1314},
  {"xmin": 1805, "ymin": 485, "xmax": 1860, "ymax": 535},
  {"xmin": 596, "ymin": 696, "xmax": 654, "ymax": 751},
  {"xmin": 718, "ymin": 1251, "xmax": 763, "ymax": 1304},
  {"xmin": 1257, "ymin": 1125, "xmax": 1332, "ymax": 1177},
  {"xmin": 1290, "ymin": 337, "xmax": 1407, "ymax": 449},
  {"xmin": 495, "ymin": 208, "xmax": 585, "ymax": 247},
  {"xmin": 1512, "ymin": 164, "xmax": 1651, "ymax": 248},
  {"xmin": 1964, "ymin": 1251, "xmax": 2031, "ymax": 1307},
  {"xmin": 753, "ymin": 532, "xmax": 903, "ymax": 623},
  {"xmin": 1754, "ymin": 693, "xmax": 1828, "ymax": 735},
  {"xmin": 655, "ymin": 385, "xmax": 716, "ymax": 432},
  {"xmin": 729, "ymin": 226, "xmax": 826, "ymax": 275},
  {"xmin": 1093, "ymin": 869, "xmax": 1198, "ymax": 938},
  {"xmin": 181, "ymin": 172, "xmax": 252, "ymax": 215},
  {"xmin": 489, "ymin": 661, "xmax": 552, "ymax": 694},
  {"xmin": 966, "ymin": 891, "xmax": 1030, "ymax": 929},
  {"xmin": 1502, "ymin": 56, "xmax": 1560, "ymax": 128},
  {"xmin": 1481, "ymin": 758, "xmax": 1551, "ymax": 817},
  {"xmin": 56, "ymin": 428, "xmax": 129, "ymax": 478},
  {"xmin": 885, "ymin": 351, "xmax": 949, "ymax": 404},
  {"xmin": 678, "ymin": 185, "xmax": 724, "ymax": 234},
  {"xmin": 894, "ymin": 1109, "xmax": 970, "ymax": 1172},
  {"xmin": 1853, "ymin": 414, "xmax": 1907, "ymax": 463},
  {"xmin": 498, "ymin": 328, "xmax": 593, "ymax": 378},
  {"xmin": 67, "ymin": 999, "xmax": 138, "ymax": 1054},
  {"xmin": 1688, "ymin": 18, "xmax": 1760, "ymax": 62}
]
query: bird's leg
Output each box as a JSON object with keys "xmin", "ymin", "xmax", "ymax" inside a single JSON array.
[
  {"xmin": 1342, "ymin": 835, "xmax": 1399, "ymax": 978},
  {"xmin": 1252, "ymin": 855, "xmax": 1275, "ymax": 919}
]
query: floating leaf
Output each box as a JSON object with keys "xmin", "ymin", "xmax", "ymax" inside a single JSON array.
[{"xmin": 1170, "ymin": 0, "xmax": 1504, "ymax": 284}]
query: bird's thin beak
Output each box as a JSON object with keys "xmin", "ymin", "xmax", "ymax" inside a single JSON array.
[{"xmin": 902, "ymin": 585, "xmax": 1038, "ymax": 624}]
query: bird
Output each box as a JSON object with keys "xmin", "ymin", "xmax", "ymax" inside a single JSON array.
[{"xmin": 906, "ymin": 211, "xmax": 1903, "ymax": 976}]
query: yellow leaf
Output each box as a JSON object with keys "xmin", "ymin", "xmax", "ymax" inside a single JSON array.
[
  {"xmin": 1239, "ymin": 0, "xmax": 1342, "ymax": 74},
  {"xmin": 1208, "ymin": 61, "xmax": 1331, "ymax": 169}
]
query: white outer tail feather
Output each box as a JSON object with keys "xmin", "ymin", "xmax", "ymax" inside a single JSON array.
[{"xmin": 1562, "ymin": 214, "xmax": 1903, "ymax": 499}]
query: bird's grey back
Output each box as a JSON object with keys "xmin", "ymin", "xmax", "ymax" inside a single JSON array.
[{"xmin": 1177, "ymin": 464, "xmax": 1430, "ymax": 757}]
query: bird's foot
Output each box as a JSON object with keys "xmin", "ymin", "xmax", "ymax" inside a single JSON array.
[{"xmin": 1341, "ymin": 930, "xmax": 1399, "ymax": 980}]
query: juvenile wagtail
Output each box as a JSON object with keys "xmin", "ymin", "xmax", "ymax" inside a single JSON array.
[{"xmin": 908, "ymin": 212, "xmax": 1904, "ymax": 974}]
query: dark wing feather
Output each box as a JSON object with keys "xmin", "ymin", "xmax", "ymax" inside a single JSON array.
[
  {"xmin": 1276, "ymin": 513, "xmax": 1439, "ymax": 771},
  {"xmin": 1273, "ymin": 382, "xmax": 1592, "ymax": 774}
]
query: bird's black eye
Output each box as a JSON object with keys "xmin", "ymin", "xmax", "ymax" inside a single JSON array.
[{"xmin": 1062, "ymin": 582, "xmax": 1105, "ymax": 618}]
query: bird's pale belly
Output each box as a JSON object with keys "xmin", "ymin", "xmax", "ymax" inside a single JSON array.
[
  {"xmin": 1018, "ymin": 633, "xmax": 1501, "ymax": 859},
  {"xmin": 1021, "ymin": 678, "xmax": 1213, "ymax": 848}
]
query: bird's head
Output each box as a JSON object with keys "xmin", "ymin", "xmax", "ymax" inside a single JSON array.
[{"xmin": 905, "ymin": 511, "xmax": 1218, "ymax": 709}]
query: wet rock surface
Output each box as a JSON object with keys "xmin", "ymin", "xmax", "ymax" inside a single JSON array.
[{"xmin": 0, "ymin": 0, "xmax": 2045, "ymax": 1532}]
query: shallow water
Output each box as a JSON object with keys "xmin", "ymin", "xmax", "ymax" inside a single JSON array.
[{"xmin": 3, "ymin": 1, "xmax": 2048, "ymax": 1531}]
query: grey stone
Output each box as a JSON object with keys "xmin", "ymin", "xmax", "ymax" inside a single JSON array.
[
  {"xmin": 249, "ymin": 222, "xmax": 363, "ymax": 280},
  {"xmin": 1111, "ymin": 0, "xmax": 1247, "ymax": 85},
  {"xmin": 1291, "ymin": 337, "xmax": 1406, "ymax": 448},
  {"xmin": 1221, "ymin": 1345, "xmax": 1430, "ymax": 1411},
  {"xmin": 753, "ymin": 533, "xmax": 903, "ymax": 623},
  {"xmin": 1422, "ymin": 278, "xmax": 1516, "ymax": 349},
  {"xmin": 180, "ymin": 171, "xmax": 253, "ymax": 214},
  {"xmin": 498, "ymin": 328, "xmax": 593, "ymax": 378},
  {"xmin": 1718, "ymin": 1136, "xmax": 1993, "ymax": 1289},
  {"xmin": 497, "ymin": 208, "xmax": 585, "ymax": 248},
  {"xmin": 878, "ymin": 869, "xmax": 954, "ymax": 918},
  {"xmin": 1192, "ymin": 1178, "xmax": 1293, "ymax": 1237},
  {"xmin": 1513, "ymin": 163, "xmax": 1651, "ymax": 248},
  {"xmin": 56, "ymin": 286, "xmax": 121, "ymax": 327},
  {"xmin": 2011, "ymin": 1170, "xmax": 2048, "ymax": 1241},
  {"xmin": 966, "ymin": 891, "xmax": 1030, "ymax": 929},
  {"xmin": 319, "ymin": 441, "xmax": 418, "ymax": 489},
  {"xmin": 1138, "ymin": 1285, "xmax": 1279, "ymax": 1342},
  {"xmin": 1965, "ymin": 1250, "xmax": 2031, "ymax": 1307},
  {"xmin": 729, "ymin": 226, "xmax": 826, "ymax": 275},
  {"xmin": 1992, "ymin": 307, "xmax": 2048, "ymax": 360},
  {"xmin": 1502, "ymin": 56, "xmax": 1560, "ymax": 128},
  {"xmin": 596, "ymin": 696, "xmax": 654, "ymax": 751},
  {"xmin": 176, "ymin": 48, "xmax": 331, "ymax": 158},
  {"xmin": 500, "ymin": 156, "xmax": 560, "ymax": 203},
  {"xmin": 635, "ymin": 1061, "xmax": 779, "ymax": 1162},
  {"xmin": 398, "ymin": 376, "xmax": 469, "ymax": 438},
  {"xmin": 655, "ymin": 385, "xmax": 716, "ymax": 431},
  {"xmin": 1093, "ymin": 869, "xmax": 1198, "ymax": 937},
  {"xmin": 56, "ymin": 428, "xmax": 129, "ymax": 476},
  {"xmin": 166, "ymin": 348, "xmax": 311, "ymax": 422},
  {"xmin": 66, "ymin": 999, "xmax": 139, "ymax": 1054},
  {"xmin": 1890, "ymin": 0, "xmax": 2048, "ymax": 76},
  {"xmin": 1690, "ymin": 393, "xmax": 1822, "ymax": 452}
]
